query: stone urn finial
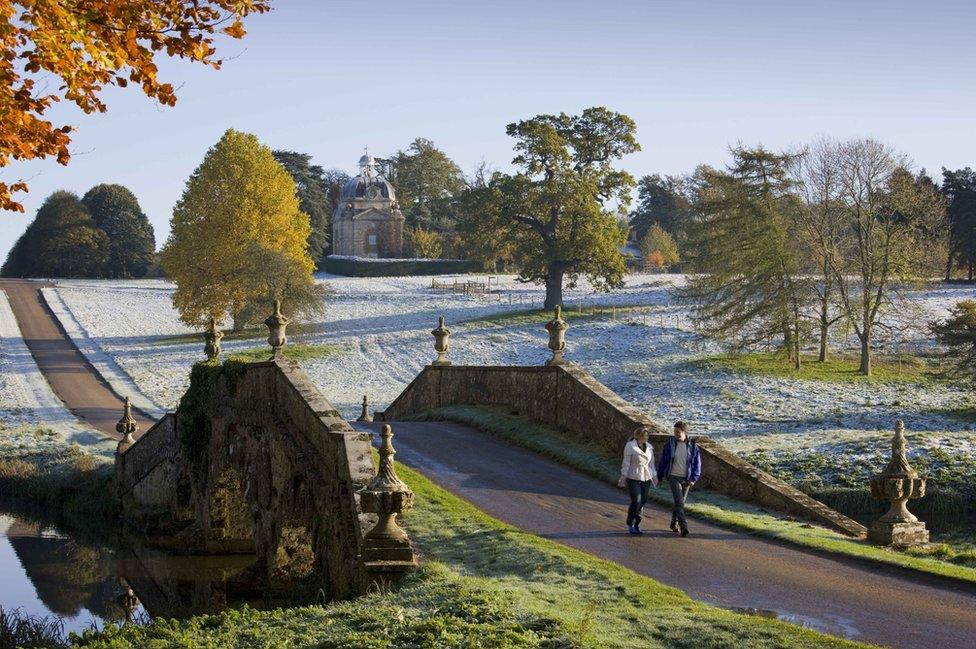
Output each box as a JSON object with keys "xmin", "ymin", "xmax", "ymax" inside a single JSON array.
[
  {"xmin": 264, "ymin": 299, "xmax": 290, "ymax": 359},
  {"xmin": 359, "ymin": 425, "xmax": 416, "ymax": 573},
  {"xmin": 116, "ymin": 577, "xmax": 140, "ymax": 623},
  {"xmin": 203, "ymin": 316, "xmax": 223, "ymax": 362},
  {"xmin": 545, "ymin": 305, "xmax": 568, "ymax": 365},
  {"xmin": 357, "ymin": 394, "xmax": 373, "ymax": 422},
  {"xmin": 868, "ymin": 420, "xmax": 929, "ymax": 546},
  {"xmin": 431, "ymin": 316, "xmax": 451, "ymax": 366},
  {"xmin": 115, "ymin": 397, "xmax": 138, "ymax": 456}
]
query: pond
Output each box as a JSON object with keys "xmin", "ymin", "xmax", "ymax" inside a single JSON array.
[{"xmin": 0, "ymin": 513, "xmax": 261, "ymax": 636}]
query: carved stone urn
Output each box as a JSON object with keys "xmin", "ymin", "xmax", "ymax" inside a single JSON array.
[
  {"xmin": 357, "ymin": 395, "xmax": 373, "ymax": 423},
  {"xmin": 359, "ymin": 425, "xmax": 416, "ymax": 576},
  {"xmin": 264, "ymin": 299, "xmax": 290, "ymax": 359},
  {"xmin": 868, "ymin": 420, "xmax": 929, "ymax": 546},
  {"xmin": 203, "ymin": 316, "xmax": 223, "ymax": 362},
  {"xmin": 115, "ymin": 397, "xmax": 138, "ymax": 456},
  {"xmin": 431, "ymin": 316, "xmax": 451, "ymax": 366},
  {"xmin": 545, "ymin": 305, "xmax": 568, "ymax": 365}
]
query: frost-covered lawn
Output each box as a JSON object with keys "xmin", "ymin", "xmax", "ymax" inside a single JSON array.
[
  {"xmin": 48, "ymin": 274, "xmax": 976, "ymax": 483},
  {"xmin": 0, "ymin": 290, "xmax": 113, "ymax": 458}
]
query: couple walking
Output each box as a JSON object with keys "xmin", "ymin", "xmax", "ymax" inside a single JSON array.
[{"xmin": 618, "ymin": 421, "xmax": 701, "ymax": 536}]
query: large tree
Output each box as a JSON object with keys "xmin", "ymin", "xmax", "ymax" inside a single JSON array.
[
  {"xmin": 2, "ymin": 190, "xmax": 108, "ymax": 277},
  {"xmin": 790, "ymin": 139, "xmax": 847, "ymax": 361},
  {"xmin": 81, "ymin": 184, "xmax": 155, "ymax": 278},
  {"xmin": 942, "ymin": 168, "xmax": 976, "ymax": 281},
  {"xmin": 274, "ymin": 151, "xmax": 331, "ymax": 266},
  {"xmin": 159, "ymin": 129, "xmax": 318, "ymax": 330},
  {"xmin": 829, "ymin": 140, "xmax": 946, "ymax": 375},
  {"xmin": 458, "ymin": 107, "xmax": 638, "ymax": 309},
  {"xmin": 386, "ymin": 138, "xmax": 466, "ymax": 231},
  {"xmin": 1, "ymin": 0, "xmax": 269, "ymax": 212},
  {"xmin": 684, "ymin": 147, "xmax": 810, "ymax": 367}
]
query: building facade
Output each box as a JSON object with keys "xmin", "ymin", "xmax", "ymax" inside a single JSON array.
[{"xmin": 331, "ymin": 155, "xmax": 405, "ymax": 258}]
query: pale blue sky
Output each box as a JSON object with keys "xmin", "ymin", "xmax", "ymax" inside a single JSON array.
[{"xmin": 3, "ymin": 0, "xmax": 975, "ymax": 259}]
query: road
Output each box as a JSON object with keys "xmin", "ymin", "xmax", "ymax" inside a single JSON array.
[
  {"xmin": 358, "ymin": 420, "xmax": 976, "ymax": 649},
  {"xmin": 1, "ymin": 279, "xmax": 155, "ymax": 438}
]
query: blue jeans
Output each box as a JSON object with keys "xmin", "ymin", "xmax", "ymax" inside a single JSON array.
[{"xmin": 626, "ymin": 478, "xmax": 652, "ymax": 527}]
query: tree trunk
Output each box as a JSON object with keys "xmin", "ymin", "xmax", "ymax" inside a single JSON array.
[
  {"xmin": 858, "ymin": 328, "xmax": 871, "ymax": 376},
  {"xmin": 232, "ymin": 311, "xmax": 248, "ymax": 333},
  {"xmin": 818, "ymin": 299, "xmax": 829, "ymax": 362},
  {"xmin": 543, "ymin": 263, "xmax": 565, "ymax": 311}
]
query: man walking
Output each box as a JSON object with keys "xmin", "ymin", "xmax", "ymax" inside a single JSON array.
[{"xmin": 656, "ymin": 421, "xmax": 701, "ymax": 537}]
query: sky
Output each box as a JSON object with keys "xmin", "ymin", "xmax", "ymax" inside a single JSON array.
[{"xmin": 3, "ymin": 0, "xmax": 976, "ymax": 259}]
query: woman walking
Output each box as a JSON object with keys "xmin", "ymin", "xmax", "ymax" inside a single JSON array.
[{"xmin": 618, "ymin": 426, "xmax": 658, "ymax": 535}]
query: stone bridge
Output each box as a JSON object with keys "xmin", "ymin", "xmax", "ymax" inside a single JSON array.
[{"xmin": 115, "ymin": 357, "xmax": 416, "ymax": 601}]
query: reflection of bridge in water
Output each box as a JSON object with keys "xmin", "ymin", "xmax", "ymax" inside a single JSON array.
[{"xmin": 3, "ymin": 515, "xmax": 276, "ymax": 625}]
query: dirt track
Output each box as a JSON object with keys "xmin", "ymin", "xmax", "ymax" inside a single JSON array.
[
  {"xmin": 358, "ymin": 420, "xmax": 976, "ymax": 649},
  {"xmin": 1, "ymin": 279, "xmax": 155, "ymax": 438}
]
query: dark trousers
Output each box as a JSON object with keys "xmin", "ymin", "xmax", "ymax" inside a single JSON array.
[
  {"xmin": 668, "ymin": 475, "xmax": 691, "ymax": 531},
  {"xmin": 626, "ymin": 478, "xmax": 652, "ymax": 527}
]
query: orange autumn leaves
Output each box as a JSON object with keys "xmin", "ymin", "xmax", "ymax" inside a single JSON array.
[{"xmin": 0, "ymin": 0, "xmax": 270, "ymax": 211}]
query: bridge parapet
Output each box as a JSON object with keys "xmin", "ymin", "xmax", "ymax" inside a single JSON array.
[
  {"xmin": 116, "ymin": 357, "xmax": 415, "ymax": 600},
  {"xmin": 381, "ymin": 362, "xmax": 867, "ymax": 538}
]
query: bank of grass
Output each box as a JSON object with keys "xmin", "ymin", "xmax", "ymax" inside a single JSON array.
[
  {"xmin": 62, "ymin": 452, "xmax": 870, "ymax": 648},
  {"xmin": 226, "ymin": 342, "xmax": 341, "ymax": 363},
  {"xmin": 415, "ymin": 405, "xmax": 976, "ymax": 585},
  {"xmin": 463, "ymin": 304, "xmax": 653, "ymax": 328},
  {"xmin": 0, "ymin": 427, "xmax": 115, "ymax": 518},
  {"xmin": 698, "ymin": 351, "xmax": 939, "ymax": 384}
]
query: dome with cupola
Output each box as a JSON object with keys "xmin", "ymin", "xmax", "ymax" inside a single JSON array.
[{"xmin": 340, "ymin": 155, "xmax": 396, "ymax": 201}]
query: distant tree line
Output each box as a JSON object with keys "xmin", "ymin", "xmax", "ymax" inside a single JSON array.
[{"xmin": 2, "ymin": 185, "xmax": 155, "ymax": 278}]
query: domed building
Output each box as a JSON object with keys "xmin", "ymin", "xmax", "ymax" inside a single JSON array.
[{"xmin": 331, "ymin": 154, "xmax": 405, "ymax": 258}]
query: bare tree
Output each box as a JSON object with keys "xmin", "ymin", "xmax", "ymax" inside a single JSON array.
[
  {"xmin": 790, "ymin": 139, "xmax": 846, "ymax": 361},
  {"xmin": 829, "ymin": 139, "xmax": 945, "ymax": 375}
]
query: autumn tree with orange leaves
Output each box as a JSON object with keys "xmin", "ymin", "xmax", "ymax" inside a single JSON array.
[{"xmin": 0, "ymin": 0, "xmax": 270, "ymax": 211}]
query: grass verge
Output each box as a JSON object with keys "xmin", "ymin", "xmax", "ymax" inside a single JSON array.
[
  {"xmin": 697, "ymin": 352, "xmax": 938, "ymax": 384},
  {"xmin": 413, "ymin": 405, "xmax": 976, "ymax": 585},
  {"xmin": 58, "ymin": 452, "xmax": 871, "ymax": 648}
]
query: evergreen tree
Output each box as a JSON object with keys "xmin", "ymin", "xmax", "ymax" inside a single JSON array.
[
  {"xmin": 931, "ymin": 300, "xmax": 976, "ymax": 381},
  {"xmin": 2, "ymin": 191, "xmax": 108, "ymax": 277},
  {"xmin": 273, "ymin": 151, "xmax": 331, "ymax": 266},
  {"xmin": 81, "ymin": 184, "xmax": 156, "ymax": 278},
  {"xmin": 942, "ymin": 167, "xmax": 976, "ymax": 280},
  {"xmin": 159, "ymin": 129, "xmax": 318, "ymax": 329},
  {"xmin": 457, "ymin": 107, "xmax": 637, "ymax": 310},
  {"xmin": 683, "ymin": 147, "xmax": 809, "ymax": 367},
  {"xmin": 386, "ymin": 138, "xmax": 465, "ymax": 230},
  {"xmin": 628, "ymin": 174, "xmax": 692, "ymax": 242}
]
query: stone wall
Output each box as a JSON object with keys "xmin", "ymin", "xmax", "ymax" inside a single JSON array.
[
  {"xmin": 382, "ymin": 363, "xmax": 866, "ymax": 537},
  {"xmin": 117, "ymin": 358, "xmax": 412, "ymax": 600}
]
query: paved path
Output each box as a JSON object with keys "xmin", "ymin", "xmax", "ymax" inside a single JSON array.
[
  {"xmin": 358, "ymin": 420, "xmax": 976, "ymax": 649},
  {"xmin": 0, "ymin": 280, "xmax": 155, "ymax": 438}
]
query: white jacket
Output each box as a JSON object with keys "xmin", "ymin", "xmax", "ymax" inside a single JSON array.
[{"xmin": 621, "ymin": 439, "xmax": 657, "ymax": 482}]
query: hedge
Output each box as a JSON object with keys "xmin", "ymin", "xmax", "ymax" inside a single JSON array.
[{"xmin": 322, "ymin": 256, "xmax": 483, "ymax": 277}]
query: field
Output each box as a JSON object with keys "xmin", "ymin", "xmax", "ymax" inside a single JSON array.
[{"xmin": 24, "ymin": 274, "xmax": 976, "ymax": 525}]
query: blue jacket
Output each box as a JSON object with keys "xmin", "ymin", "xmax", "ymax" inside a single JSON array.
[{"xmin": 657, "ymin": 437, "xmax": 702, "ymax": 483}]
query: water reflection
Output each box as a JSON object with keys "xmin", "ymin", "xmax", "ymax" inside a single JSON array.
[{"xmin": 0, "ymin": 514, "xmax": 262, "ymax": 634}]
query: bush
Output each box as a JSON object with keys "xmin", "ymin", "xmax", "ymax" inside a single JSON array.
[{"xmin": 322, "ymin": 255, "xmax": 483, "ymax": 277}]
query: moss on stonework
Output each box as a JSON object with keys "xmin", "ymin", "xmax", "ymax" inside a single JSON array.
[{"xmin": 177, "ymin": 360, "xmax": 248, "ymax": 462}]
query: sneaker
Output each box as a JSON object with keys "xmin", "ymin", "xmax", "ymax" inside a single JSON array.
[
  {"xmin": 633, "ymin": 523, "xmax": 644, "ymax": 535},
  {"xmin": 670, "ymin": 519, "xmax": 679, "ymax": 533},
  {"xmin": 628, "ymin": 524, "xmax": 642, "ymax": 535},
  {"xmin": 680, "ymin": 528, "xmax": 689, "ymax": 537}
]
